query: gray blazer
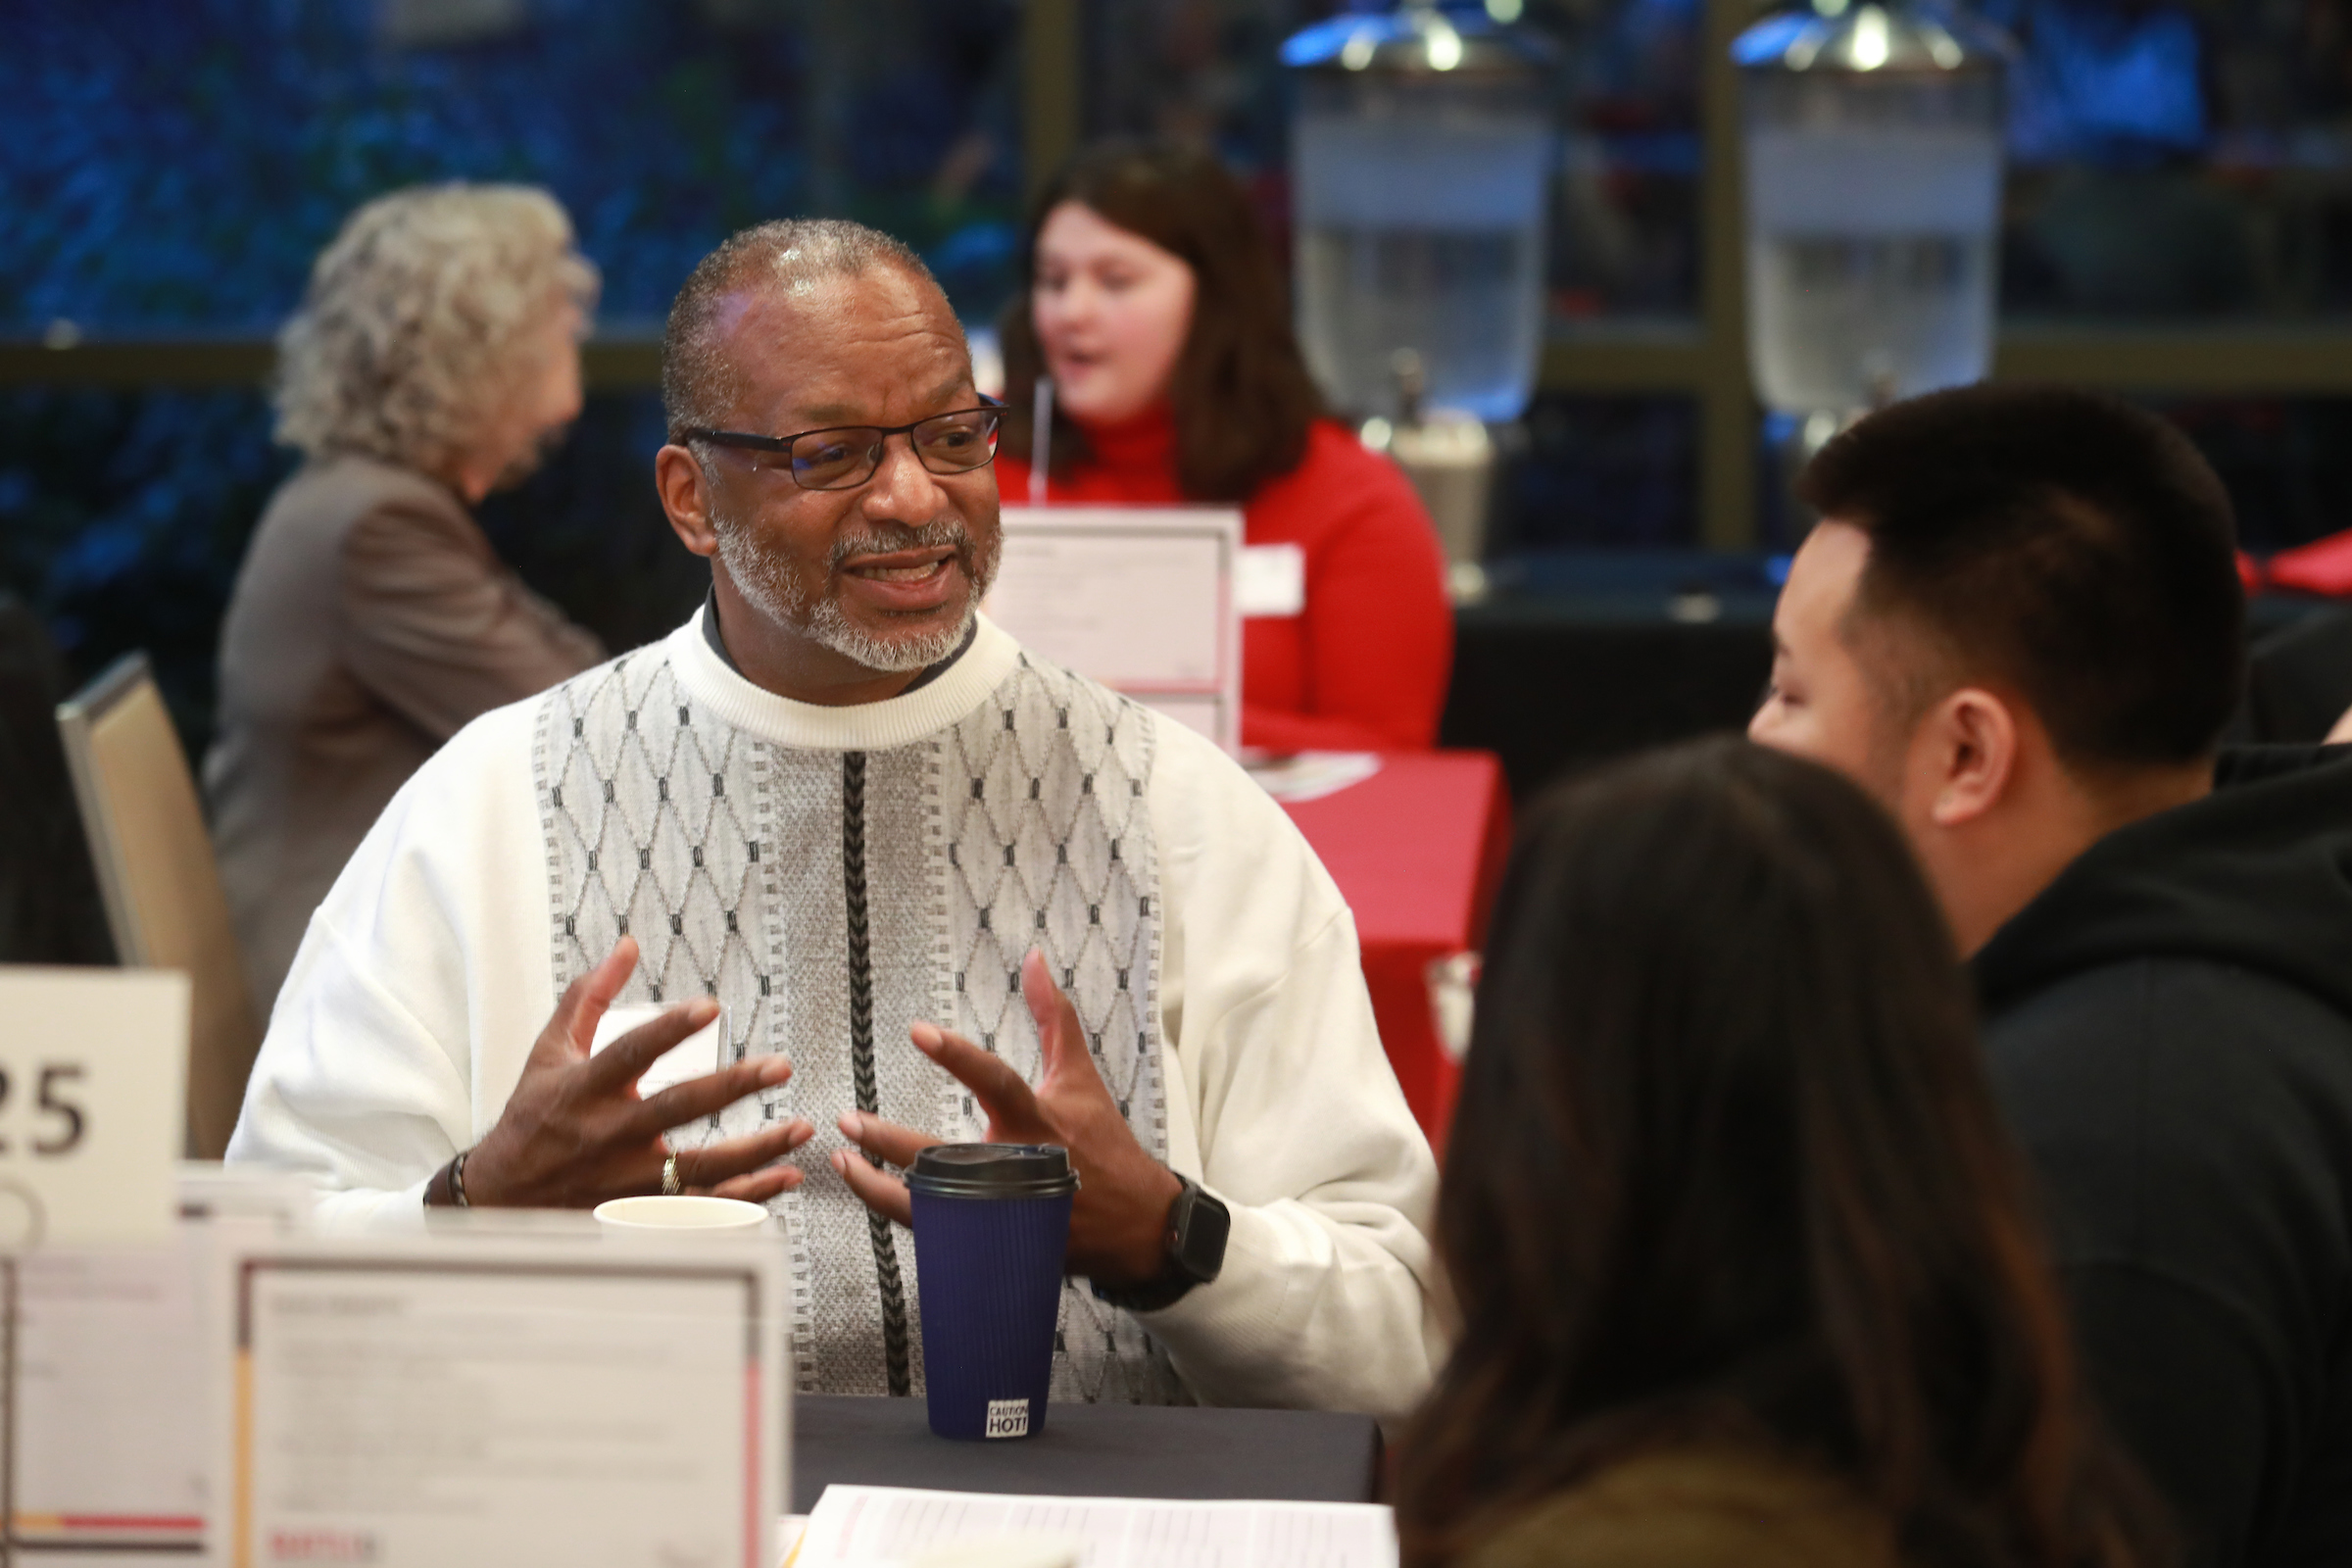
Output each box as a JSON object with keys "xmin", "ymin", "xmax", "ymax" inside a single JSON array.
[{"xmin": 205, "ymin": 453, "xmax": 604, "ymax": 1014}]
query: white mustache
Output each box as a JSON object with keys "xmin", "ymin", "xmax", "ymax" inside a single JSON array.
[{"xmin": 828, "ymin": 519, "xmax": 976, "ymax": 570}]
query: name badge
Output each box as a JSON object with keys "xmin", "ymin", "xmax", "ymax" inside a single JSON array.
[
  {"xmin": 1235, "ymin": 544, "xmax": 1306, "ymax": 618},
  {"xmin": 592, "ymin": 1003, "xmax": 727, "ymax": 1100}
]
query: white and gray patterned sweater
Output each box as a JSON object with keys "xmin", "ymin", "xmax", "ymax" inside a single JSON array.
[
  {"xmin": 533, "ymin": 633, "xmax": 1181, "ymax": 1401},
  {"xmin": 230, "ymin": 612, "xmax": 1443, "ymax": 1420}
]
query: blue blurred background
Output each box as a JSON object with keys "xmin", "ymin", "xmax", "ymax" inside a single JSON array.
[{"xmin": 13, "ymin": 0, "xmax": 2352, "ymax": 757}]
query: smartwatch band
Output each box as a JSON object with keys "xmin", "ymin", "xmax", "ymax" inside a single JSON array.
[{"xmin": 1093, "ymin": 1172, "xmax": 1230, "ymax": 1313}]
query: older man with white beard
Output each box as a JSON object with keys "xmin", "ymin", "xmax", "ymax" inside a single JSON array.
[{"xmin": 227, "ymin": 219, "xmax": 1443, "ymax": 1421}]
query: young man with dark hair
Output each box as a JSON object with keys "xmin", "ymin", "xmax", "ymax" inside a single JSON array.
[{"xmin": 1752, "ymin": 383, "xmax": 2352, "ymax": 1568}]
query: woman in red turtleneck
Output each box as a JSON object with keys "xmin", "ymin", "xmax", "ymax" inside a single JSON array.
[{"xmin": 995, "ymin": 141, "xmax": 1453, "ymax": 754}]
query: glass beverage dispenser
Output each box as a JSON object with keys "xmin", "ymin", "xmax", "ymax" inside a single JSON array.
[
  {"xmin": 1284, "ymin": 2, "xmax": 1552, "ymax": 590},
  {"xmin": 1285, "ymin": 2, "xmax": 1552, "ymax": 423},
  {"xmin": 1737, "ymin": 3, "xmax": 2012, "ymax": 418}
]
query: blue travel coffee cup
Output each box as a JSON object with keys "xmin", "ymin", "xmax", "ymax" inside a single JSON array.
[{"xmin": 907, "ymin": 1144, "xmax": 1078, "ymax": 1441}]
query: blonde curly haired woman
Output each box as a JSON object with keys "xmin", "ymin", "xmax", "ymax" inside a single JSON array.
[{"xmin": 207, "ymin": 184, "xmax": 606, "ymax": 1017}]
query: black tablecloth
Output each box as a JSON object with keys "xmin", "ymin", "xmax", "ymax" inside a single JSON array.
[
  {"xmin": 789, "ymin": 1396, "xmax": 1382, "ymax": 1511},
  {"xmin": 1440, "ymin": 588, "xmax": 2346, "ymax": 806},
  {"xmin": 1441, "ymin": 599, "xmax": 1772, "ymax": 804}
]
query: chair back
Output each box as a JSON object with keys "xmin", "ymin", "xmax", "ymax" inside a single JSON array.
[{"xmin": 57, "ymin": 654, "xmax": 260, "ymax": 1157}]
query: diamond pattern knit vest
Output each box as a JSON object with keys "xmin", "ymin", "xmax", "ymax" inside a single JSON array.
[{"xmin": 532, "ymin": 643, "xmax": 1183, "ymax": 1404}]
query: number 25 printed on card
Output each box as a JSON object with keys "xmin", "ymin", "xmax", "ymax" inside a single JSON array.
[{"xmin": 0, "ymin": 966, "xmax": 187, "ymax": 1248}]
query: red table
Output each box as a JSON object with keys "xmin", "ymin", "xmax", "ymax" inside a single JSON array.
[{"xmin": 1278, "ymin": 752, "xmax": 1512, "ymax": 1150}]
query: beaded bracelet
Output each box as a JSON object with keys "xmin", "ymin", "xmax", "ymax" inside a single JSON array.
[{"xmin": 426, "ymin": 1148, "xmax": 475, "ymax": 1208}]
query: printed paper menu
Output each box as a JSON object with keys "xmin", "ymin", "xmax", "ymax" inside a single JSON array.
[
  {"xmin": 232, "ymin": 1249, "xmax": 779, "ymax": 1568},
  {"xmin": 13, "ymin": 1241, "xmax": 210, "ymax": 1554},
  {"xmin": 794, "ymin": 1484, "xmax": 1396, "ymax": 1568}
]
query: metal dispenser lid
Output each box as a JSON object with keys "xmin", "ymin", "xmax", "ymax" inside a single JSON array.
[
  {"xmin": 1734, "ymin": 2, "xmax": 2011, "ymax": 76},
  {"xmin": 1282, "ymin": 1, "xmax": 1551, "ymax": 80}
]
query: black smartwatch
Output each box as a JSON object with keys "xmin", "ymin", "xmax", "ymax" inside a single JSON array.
[{"xmin": 1092, "ymin": 1173, "xmax": 1230, "ymax": 1313}]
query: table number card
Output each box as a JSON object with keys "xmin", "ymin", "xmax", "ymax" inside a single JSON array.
[
  {"xmin": 0, "ymin": 965, "xmax": 188, "ymax": 1248},
  {"xmin": 229, "ymin": 1236, "xmax": 784, "ymax": 1568},
  {"xmin": 988, "ymin": 506, "xmax": 1245, "ymax": 750}
]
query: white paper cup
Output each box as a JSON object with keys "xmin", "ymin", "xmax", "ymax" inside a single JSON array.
[{"xmin": 593, "ymin": 1196, "xmax": 771, "ymax": 1232}]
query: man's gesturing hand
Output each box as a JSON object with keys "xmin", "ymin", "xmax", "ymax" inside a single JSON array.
[
  {"xmin": 833, "ymin": 949, "xmax": 1183, "ymax": 1288},
  {"xmin": 459, "ymin": 937, "xmax": 815, "ymax": 1208}
]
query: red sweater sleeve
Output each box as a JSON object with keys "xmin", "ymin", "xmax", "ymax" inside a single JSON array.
[{"xmin": 1242, "ymin": 430, "xmax": 1453, "ymax": 752}]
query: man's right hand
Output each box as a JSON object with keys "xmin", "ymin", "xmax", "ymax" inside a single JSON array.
[{"xmin": 458, "ymin": 937, "xmax": 812, "ymax": 1208}]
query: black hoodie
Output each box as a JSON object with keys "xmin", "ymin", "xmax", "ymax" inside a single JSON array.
[{"xmin": 1976, "ymin": 747, "xmax": 2352, "ymax": 1568}]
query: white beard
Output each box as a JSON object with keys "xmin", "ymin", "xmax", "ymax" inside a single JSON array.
[{"xmin": 712, "ymin": 512, "xmax": 1000, "ymax": 675}]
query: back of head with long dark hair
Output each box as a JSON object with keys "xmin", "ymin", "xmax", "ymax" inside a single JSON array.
[
  {"xmin": 1396, "ymin": 738, "xmax": 2165, "ymax": 1568},
  {"xmin": 999, "ymin": 138, "xmax": 1323, "ymax": 503}
]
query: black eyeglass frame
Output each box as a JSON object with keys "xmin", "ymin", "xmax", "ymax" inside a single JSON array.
[{"xmin": 678, "ymin": 401, "xmax": 1004, "ymax": 492}]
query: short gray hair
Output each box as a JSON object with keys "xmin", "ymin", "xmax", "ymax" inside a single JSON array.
[
  {"xmin": 274, "ymin": 183, "xmax": 598, "ymax": 473},
  {"xmin": 662, "ymin": 218, "xmax": 939, "ymax": 440}
]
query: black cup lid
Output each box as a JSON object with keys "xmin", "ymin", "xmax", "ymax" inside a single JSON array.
[{"xmin": 906, "ymin": 1143, "xmax": 1079, "ymax": 1199}]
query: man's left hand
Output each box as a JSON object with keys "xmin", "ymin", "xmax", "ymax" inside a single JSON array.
[{"xmin": 833, "ymin": 948, "xmax": 1183, "ymax": 1289}]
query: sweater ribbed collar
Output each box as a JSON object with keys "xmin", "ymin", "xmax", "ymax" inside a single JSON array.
[{"xmin": 666, "ymin": 603, "xmax": 1022, "ymax": 753}]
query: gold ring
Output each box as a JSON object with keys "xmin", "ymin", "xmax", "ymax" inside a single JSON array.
[{"xmin": 662, "ymin": 1152, "xmax": 682, "ymax": 1196}]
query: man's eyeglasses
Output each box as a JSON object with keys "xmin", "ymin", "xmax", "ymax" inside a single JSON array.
[{"xmin": 680, "ymin": 406, "xmax": 1003, "ymax": 492}]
